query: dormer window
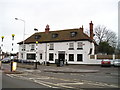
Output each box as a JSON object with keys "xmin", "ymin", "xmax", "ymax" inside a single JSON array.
[
  {"xmin": 34, "ymin": 35, "xmax": 41, "ymax": 40},
  {"xmin": 71, "ymin": 32, "xmax": 77, "ymax": 37},
  {"xmin": 52, "ymin": 34, "xmax": 58, "ymax": 38}
]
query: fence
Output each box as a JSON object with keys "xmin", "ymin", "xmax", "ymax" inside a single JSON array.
[{"xmin": 90, "ymin": 55, "xmax": 120, "ymax": 60}]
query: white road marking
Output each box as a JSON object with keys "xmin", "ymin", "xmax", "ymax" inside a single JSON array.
[
  {"xmin": 34, "ymin": 79, "xmax": 57, "ymax": 88},
  {"xmin": 58, "ymin": 82, "xmax": 84, "ymax": 85},
  {"xmin": 25, "ymin": 70, "xmax": 41, "ymax": 73},
  {"xmin": 82, "ymin": 80, "xmax": 118, "ymax": 88},
  {"xmin": 6, "ymin": 74, "xmax": 14, "ymax": 78},
  {"xmin": 6, "ymin": 73, "xmax": 118, "ymax": 88},
  {"xmin": 29, "ymin": 77, "xmax": 50, "ymax": 80},
  {"xmin": 70, "ymin": 73, "xmax": 79, "ymax": 75},
  {"xmin": 6, "ymin": 74, "xmax": 74, "ymax": 88},
  {"xmin": 6, "ymin": 74, "xmax": 29, "ymax": 80},
  {"xmin": 34, "ymin": 80, "xmax": 74, "ymax": 89}
]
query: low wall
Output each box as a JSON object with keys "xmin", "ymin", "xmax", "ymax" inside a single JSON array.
[{"xmin": 89, "ymin": 54, "xmax": 120, "ymax": 65}]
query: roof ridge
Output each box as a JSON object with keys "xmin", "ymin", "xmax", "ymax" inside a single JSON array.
[
  {"xmin": 51, "ymin": 28, "xmax": 79, "ymax": 32},
  {"xmin": 35, "ymin": 28, "xmax": 80, "ymax": 34}
]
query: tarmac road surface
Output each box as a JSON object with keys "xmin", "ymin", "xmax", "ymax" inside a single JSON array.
[
  {"xmin": 2, "ymin": 73, "xmax": 49, "ymax": 88},
  {"xmin": 1, "ymin": 63, "xmax": 120, "ymax": 89}
]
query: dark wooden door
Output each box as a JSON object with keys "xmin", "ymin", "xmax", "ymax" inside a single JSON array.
[{"xmin": 58, "ymin": 54, "xmax": 65, "ymax": 61}]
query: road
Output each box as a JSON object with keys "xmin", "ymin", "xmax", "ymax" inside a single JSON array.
[
  {"xmin": 1, "ymin": 63, "xmax": 120, "ymax": 89},
  {"xmin": 0, "ymin": 70, "xmax": 2, "ymax": 90},
  {"xmin": 2, "ymin": 73, "xmax": 49, "ymax": 88}
]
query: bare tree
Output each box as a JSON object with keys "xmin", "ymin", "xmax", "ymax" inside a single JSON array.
[{"xmin": 94, "ymin": 25, "xmax": 117, "ymax": 47}]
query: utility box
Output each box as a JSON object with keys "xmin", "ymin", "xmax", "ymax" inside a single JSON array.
[
  {"xmin": 55, "ymin": 59, "xmax": 64, "ymax": 67},
  {"xmin": 59, "ymin": 60, "xmax": 64, "ymax": 66},
  {"xmin": 55, "ymin": 59, "xmax": 60, "ymax": 66}
]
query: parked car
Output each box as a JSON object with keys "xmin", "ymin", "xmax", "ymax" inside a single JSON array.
[
  {"xmin": 1, "ymin": 57, "xmax": 11, "ymax": 63},
  {"xmin": 101, "ymin": 59, "xmax": 111, "ymax": 67},
  {"xmin": 113, "ymin": 59, "xmax": 120, "ymax": 67}
]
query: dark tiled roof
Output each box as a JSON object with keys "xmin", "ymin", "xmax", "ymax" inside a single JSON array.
[{"xmin": 18, "ymin": 28, "xmax": 94, "ymax": 44}]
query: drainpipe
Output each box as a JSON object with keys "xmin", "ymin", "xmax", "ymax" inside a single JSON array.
[{"xmin": 45, "ymin": 43, "xmax": 47, "ymax": 65}]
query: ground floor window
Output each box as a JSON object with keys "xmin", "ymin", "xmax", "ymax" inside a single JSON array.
[
  {"xmin": 77, "ymin": 54, "xmax": 83, "ymax": 61},
  {"xmin": 21, "ymin": 53, "xmax": 23, "ymax": 59},
  {"xmin": 49, "ymin": 53, "xmax": 54, "ymax": 61},
  {"xmin": 40, "ymin": 53, "xmax": 42, "ymax": 59},
  {"xmin": 27, "ymin": 53, "xmax": 36, "ymax": 60},
  {"xmin": 69, "ymin": 54, "xmax": 74, "ymax": 61}
]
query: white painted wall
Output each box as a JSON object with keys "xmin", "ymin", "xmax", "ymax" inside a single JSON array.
[{"xmin": 18, "ymin": 40, "xmax": 95, "ymax": 64}]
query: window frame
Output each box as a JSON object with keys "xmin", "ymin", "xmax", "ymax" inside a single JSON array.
[
  {"xmin": 31, "ymin": 44, "xmax": 35, "ymax": 51},
  {"xmin": 49, "ymin": 43, "xmax": 54, "ymax": 50},
  {"xmin": 49, "ymin": 53, "xmax": 54, "ymax": 61},
  {"xmin": 52, "ymin": 33, "xmax": 58, "ymax": 38},
  {"xmin": 27, "ymin": 53, "xmax": 36, "ymax": 60},
  {"xmin": 77, "ymin": 54, "xmax": 83, "ymax": 62},
  {"xmin": 69, "ymin": 43, "xmax": 74, "ymax": 50},
  {"xmin": 40, "ymin": 53, "xmax": 42, "ymax": 60},
  {"xmin": 22, "ymin": 45, "xmax": 26, "ymax": 51},
  {"xmin": 77, "ymin": 42, "xmax": 83, "ymax": 50},
  {"xmin": 70, "ymin": 32, "xmax": 77, "ymax": 37},
  {"xmin": 21, "ymin": 53, "xmax": 23, "ymax": 59},
  {"xmin": 69, "ymin": 54, "xmax": 74, "ymax": 61}
]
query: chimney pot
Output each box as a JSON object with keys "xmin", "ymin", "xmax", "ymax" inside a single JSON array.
[
  {"xmin": 45, "ymin": 24, "xmax": 50, "ymax": 33},
  {"xmin": 79, "ymin": 25, "xmax": 84, "ymax": 32},
  {"xmin": 89, "ymin": 21, "xmax": 93, "ymax": 40}
]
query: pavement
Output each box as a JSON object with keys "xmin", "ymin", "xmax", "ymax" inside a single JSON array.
[
  {"xmin": 16, "ymin": 63, "xmax": 99, "ymax": 73},
  {"xmin": 1, "ymin": 63, "xmax": 99, "ymax": 74}
]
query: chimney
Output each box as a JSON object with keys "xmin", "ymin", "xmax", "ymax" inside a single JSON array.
[
  {"xmin": 79, "ymin": 25, "xmax": 84, "ymax": 32},
  {"xmin": 45, "ymin": 24, "xmax": 50, "ymax": 33},
  {"xmin": 89, "ymin": 21, "xmax": 93, "ymax": 40}
]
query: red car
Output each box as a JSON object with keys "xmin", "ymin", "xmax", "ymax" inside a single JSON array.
[{"xmin": 101, "ymin": 59, "xmax": 111, "ymax": 67}]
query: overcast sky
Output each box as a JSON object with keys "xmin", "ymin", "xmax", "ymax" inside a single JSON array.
[{"xmin": 0, "ymin": 0, "xmax": 119, "ymax": 53}]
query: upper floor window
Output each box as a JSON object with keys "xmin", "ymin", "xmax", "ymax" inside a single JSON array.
[
  {"xmin": 77, "ymin": 42, "xmax": 83, "ymax": 50},
  {"xmin": 49, "ymin": 43, "xmax": 54, "ymax": 50},
  {"xmin": 70, "ymin": 32, "xmax": 77, "ymax": 37},
  {"xmin": 69, "ymin": 43, "xmax": 74, "ymax": 50},
  {"xmin": 22, "ymin": 45, "xmax": 26, "ymax": 51},
  {"xmin": 31, "ymin": 44, "xmax": 35, "ymax": 50}
]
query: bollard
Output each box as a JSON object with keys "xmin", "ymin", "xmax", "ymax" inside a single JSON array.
[
  {"xmin": 0, "ymin": 61, "xmax": 1, "ymax": 70},
  {"xmin": 12, "ymin": 62, "xmax": 17, "ymax": 71},
  {"xmin": 11, "ymin": 61, "xmax": 17, "ymax": 72},
  {"xmin": 35, "ymin": 61, "xmax": 37, "ymax": 69},
  {"xmin": 11, "ymin": 61, "xmax": 13, "ymax": 72}
]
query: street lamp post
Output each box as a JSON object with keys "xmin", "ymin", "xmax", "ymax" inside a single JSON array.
[
  {"xmin": 12, "ymin": 34, "xmax": 15, "ymax": 52},
  {"xmin": 35, "ymin": 40, "xmax": 38, "ymax": 69},
  {"xmin": 15, "ymin": 18, "xmax": 25, "ymax": 60},
  {"xmin": 1, "ymin": 36, "xmax": 4, "ymax": 59},
  {"xmin": 11, "ymin": 34, "xmax": 15, "ymax": 72},
  {"xmin": 0, "ymin": 36, "xmax": 4, "ymax": 69},
  {"xmin": 34, "ymin": 34, "xmax": 40, "ymax": 69}
]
